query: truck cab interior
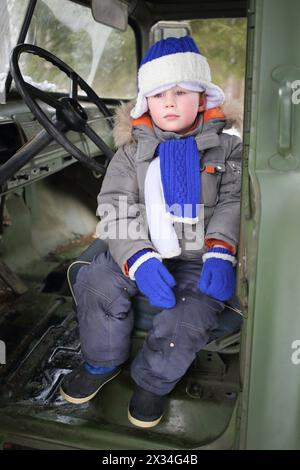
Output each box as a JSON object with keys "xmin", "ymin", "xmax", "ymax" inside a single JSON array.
[{"xmin": 1, "ymin": 0, "xmax": 299, "ymax": 451}]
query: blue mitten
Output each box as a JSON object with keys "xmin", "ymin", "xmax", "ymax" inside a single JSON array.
[
  {"xmin": 198, "ymin": 247, "xmax": 236, "ymax": 301},
  {"xmin": 134, "ymin": 258, "xmax": 176, "ymax": 309}
]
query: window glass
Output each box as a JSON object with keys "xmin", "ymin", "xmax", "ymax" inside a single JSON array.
[
  {"xmin": 189, "ymin": 19, "xmax": 247, "ymax": 103},
  {"xmin": 19, "ymin": 0, "xmax": 137, "ymax": 99},
  {"xmin": 0, "ymin": 0, "xmax": 30, "ymax": 103}
]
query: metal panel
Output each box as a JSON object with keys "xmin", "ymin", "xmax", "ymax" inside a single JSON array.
[{"xmin": 241, "ymin": 0, "xmax": 300, "ymax": 450}]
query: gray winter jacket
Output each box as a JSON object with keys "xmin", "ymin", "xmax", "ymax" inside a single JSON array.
[{"xmin": 96, "ymin": 102, "xmax": 242, "ymax": 274}]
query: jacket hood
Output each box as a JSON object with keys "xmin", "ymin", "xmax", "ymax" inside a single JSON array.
[{"xmin": 113, "ymin": 99, "xmax": 243, "ymax": 148}]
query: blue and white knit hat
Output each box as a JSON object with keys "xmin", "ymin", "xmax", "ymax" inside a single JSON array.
[{"xmin": 130, "ymin": 36, "xmax": 225, "ymax": 119}]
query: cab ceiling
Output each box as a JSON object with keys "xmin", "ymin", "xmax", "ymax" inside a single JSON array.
[{"xmin": 77, "ymin": 0, "xmax": 248, "ymax": 20}]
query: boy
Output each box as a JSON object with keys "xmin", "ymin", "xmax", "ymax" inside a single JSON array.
[{"xmin": 60, "ymin": 36, "xmax": 242, "ymax": 428}]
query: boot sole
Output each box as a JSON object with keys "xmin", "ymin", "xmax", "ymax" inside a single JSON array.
[
  {"xmin": 60, "ymin": 368, "xmax": 121, "ymax": 405},
  {"xmin": 128, "ymin": 409, "xmax": 163, "ymax": 428}
]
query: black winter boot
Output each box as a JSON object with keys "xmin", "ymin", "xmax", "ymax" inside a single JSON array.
[
  {"xmin": 128, "ymin": 384, "xmax": 167, "ymax": 428},
  {"xmin": 60, "ymin": 363, "xmax": 121, "ymax": 404}
]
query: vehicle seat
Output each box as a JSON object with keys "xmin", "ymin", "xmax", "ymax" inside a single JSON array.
[{"xmin": 67, "ymin": 239, "xmax": 242, "ymax": 353}]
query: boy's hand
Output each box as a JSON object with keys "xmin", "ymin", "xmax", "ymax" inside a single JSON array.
[
  {"xmin": 134, "ymin": 258, "xmax": 176, "ymax": 309},
  {"xmin": 198, "ymin": 248, "xmax": 236, "ymax": 302}
]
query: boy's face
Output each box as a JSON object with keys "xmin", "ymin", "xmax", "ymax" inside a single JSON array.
[{"xmin": 147, "ymin": 85, "xmax": 206, "ymax": 134}]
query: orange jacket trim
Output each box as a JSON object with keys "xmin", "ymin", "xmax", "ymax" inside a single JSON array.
[{"xmin": 205, "ymin": 238, "xmax": 236, "ymax": 255}]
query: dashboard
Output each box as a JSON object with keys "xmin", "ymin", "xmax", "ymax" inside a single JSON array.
[{"xmin": 0, "ymin": 99, "xmax": 114, "ymax": 196}]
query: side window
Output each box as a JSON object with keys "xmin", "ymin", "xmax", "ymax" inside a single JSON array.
[
  {"xmin": 19, "ymin": 0, "xmax": 137, "ymax": 99},
  {"xmin": 0, "ymin": 0, "xmax": 30, "ymax": 102},
  {"xmin": 190, "ymin": 19, "xmax": 247, "ymax": 105}
]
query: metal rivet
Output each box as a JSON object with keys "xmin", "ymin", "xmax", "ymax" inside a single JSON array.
[
  {"xmin": 182, "ymin": 297, "xmax": 186, "ymax": 302},
  {"xmin": 123, "ymin": 287, "xmax": 127, "ymax": 291},
  {"xmin": 170, "ymin": 342, "xmax": 175, "ymax": 348}
]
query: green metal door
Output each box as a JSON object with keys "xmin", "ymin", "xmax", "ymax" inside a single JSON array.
[{"xmin": 240, "ymin": 0, "xmax": 300, "ymax": 450}]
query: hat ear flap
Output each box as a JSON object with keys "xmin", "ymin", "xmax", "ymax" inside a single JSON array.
[{"xmin": 130, "ymin": 94, "xmax": 148, "ymax": 119}]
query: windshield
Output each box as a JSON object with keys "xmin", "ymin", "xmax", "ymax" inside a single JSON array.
[
  {"xmin": 1, "ymin": 0, "xmax": 137, "ymax": 103},
  {"xmin": 0, "ymin": 0, "xmax": 30, "ymax": 103}
]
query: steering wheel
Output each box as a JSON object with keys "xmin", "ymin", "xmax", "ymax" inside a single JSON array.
[{"xmin": 9, "ymin": 43, "xmax": 115, "ymax": 174}]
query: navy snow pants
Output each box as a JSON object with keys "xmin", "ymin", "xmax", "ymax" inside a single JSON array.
[{"xmin": 73, "ymin": 250, "xmax": 225, "ymax": 395}]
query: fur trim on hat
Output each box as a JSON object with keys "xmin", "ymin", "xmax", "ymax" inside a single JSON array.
[{"xmin": 113, "ymin": 100, "xmax": 243, "ymax": 148}]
